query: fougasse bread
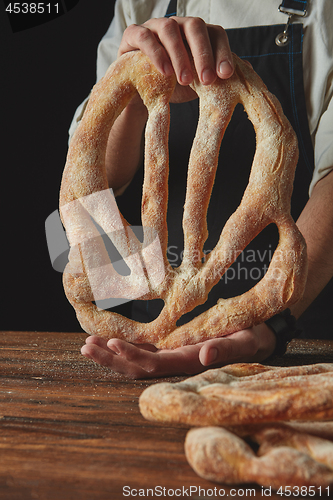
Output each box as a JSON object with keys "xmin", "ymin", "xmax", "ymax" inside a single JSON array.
[
  {"xmin": 59, "ymin": 50, "xmax": 307, "ymax": 348},
  {"xmin": 139, "ymin": 363, "xmax": 333, "ymax": 426},
  {"xmin": 185, "ymin": 423, "xmax": 333, "ymax": 489},
  {"xmin": 140, "ymin": 363, "xmax": 333, "ymax": 489}
]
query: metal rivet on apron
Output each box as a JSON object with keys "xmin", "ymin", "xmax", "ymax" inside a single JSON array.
[
  {"xmin": 275, "ymin": 1, "xmax": 308, "ymax": 47},
  {"xmin": 275, "ymin": 13, "xmax": 293, "ymax": 46}
]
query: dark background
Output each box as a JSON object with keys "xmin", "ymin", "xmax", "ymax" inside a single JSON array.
[
  {"xmin": 1, "ymin": 2, "xmax": 332, "ymax": 339},
  {"xmin": 1, "ymin": 0, "xmax": 117, "ymax": 332}
]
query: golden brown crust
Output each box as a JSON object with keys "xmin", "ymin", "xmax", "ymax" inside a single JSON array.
[
  {"xmin": 185, "ymin": 424, "xmax": 333, "ymax": 488},
  {"xmin": 139, "ymin": 362, "xmax": 333, "ymax": 488},
  {"xmin": 59, "ymin": 50, "xmax": 307, "ymax": 348},
  {"xmin": 139, "ymin": 363, "xmax": 333, "ymax": 426}
]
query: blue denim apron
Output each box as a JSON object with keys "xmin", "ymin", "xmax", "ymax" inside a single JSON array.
[{"xmin": 118, "ymin": 0, "xmax": 332, "ymax": 339}]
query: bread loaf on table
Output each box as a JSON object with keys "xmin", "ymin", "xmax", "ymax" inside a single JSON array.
[
  {"xmin": 185, "ymin": 423, "xmax": 333, "ymax": 488},
  {"xmin": 140, "ymin": 363, "xmax": 333, "ymax": 489},
  {"xmin": 139, "ymin": 363, "xmax": 333, "ymax": 426}
]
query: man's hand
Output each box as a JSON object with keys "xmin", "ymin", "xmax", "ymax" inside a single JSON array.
[
  {"xmin": 105, "ymin": 17, "xmax": 234, "ymax": 200},
  {"xmin": 85, "ymin": 16, "xmax": 277, "ymax": 380},
  {"xmin": 81, "ymin": 324, "xmax": 276, "ymax": 379},
  {"xmin": 118, "ymin": 16, "xmax": 234, "ymax": 103}
]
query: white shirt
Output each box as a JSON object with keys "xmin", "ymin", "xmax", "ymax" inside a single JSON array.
[{"xmin": 70, "ymin": 0, "xmax": 333, "ymax": 195}]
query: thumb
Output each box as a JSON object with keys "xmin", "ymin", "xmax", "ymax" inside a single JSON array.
[{"xmin": 198, "ymin": 330, "xmax": 260, "ymax": 367}]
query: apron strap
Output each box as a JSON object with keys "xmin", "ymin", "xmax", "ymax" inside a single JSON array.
[
  {"xmin": 165, "ymin": 0, "xmax": 178, "ymax": 17},
  {"xmin": 279, "ymin": 0, "xmax": 308, "ymax": 16},
  {"xmin": 276, "ymin": 0, "xmax": 308, "ymax": 46},
  {"xmin": 166, "ymin": 0, "xmax": 309, "ymax": 19}
]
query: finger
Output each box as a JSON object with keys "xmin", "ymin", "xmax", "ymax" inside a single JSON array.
[
  {"xmin": 84, "ymin": 335, "xmax": 121, "ymax": 356},
  {"xmin": 107, "ymin": 339, "xmax": 206, "ymax": 376},
  {"xmin": 84, "ymin": 335, "xmax": 109, "ymax": 349},
  {"xmin": 82, "ymin": 336, "xmax": 200, "ymax": 378},
  {"xmin": 178, "ymin": 17, "xmax": 216, "ymax": 85},
  {"xmin": 81, "ymin": 342, "xmax": 152, "ymax": 379},
  {"xmin": 145, "ymin": 17, "xmax": 194, "ymax": 85},
  {"xmin": 209, "ymin": 24, "xmax": 234, "ymax": 79},
  {"xmin": 177, "ymin": 19, "xmax": 233, "ymax": 82},
  {"xmin": 198, "ymin": 330, "xmax": 260, "ymax": 367},
  {"xmin": 81, "ymin": 342, "xmax": 117, "ymax": 366},
  {"xmin": 107, "ymin": 339, "xmax": 175, "ymax": 375},
  {"xmin": 132, "ymin": 342, "xmax": 159, "ymax": 353},
  {"xmin": 118, "ymin": 23, "xmax": 174, "ymax": 77}
]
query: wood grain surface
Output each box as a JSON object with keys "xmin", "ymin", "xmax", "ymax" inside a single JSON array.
[{"xmin": 0, "ymin": 331, "xmax": 332, "ymax": 500}]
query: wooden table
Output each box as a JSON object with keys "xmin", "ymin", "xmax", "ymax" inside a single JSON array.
[{"xmin": 0, "ymin": 332, "xmax": 332, "ymax": 500}]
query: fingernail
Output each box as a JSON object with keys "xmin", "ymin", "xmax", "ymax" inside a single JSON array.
[
  {"xmin": 180, "ymin": 68, "xmax": 193, "ymax": 84},
  {"xmin": 219, "ymin": 60, "xmax": 233, "ymax": 77},
  {"xmin": 207, "ymin": 347, "xmax": 218, "ymax": 365},
  {"xmin": 201, "ymin": 68, "xmax": 215, "ymax": 85},
  {"xmin": 108, "ymin": 342, "xmax": 120, "ymax": 355}
]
